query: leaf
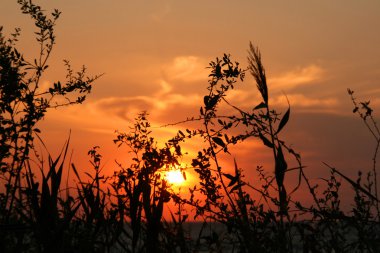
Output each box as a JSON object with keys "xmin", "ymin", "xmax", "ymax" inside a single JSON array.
[
  {"xmin": 224, "ymin": 169, "xmax": 239, "ymax": 187},
  {"xmin": 275, "ymin": 145, "xmax": 287, "ymax": 188},
  {"xmin": 212, "ymin": 137, "xmax": 226, "ymax": 148},
  {"xmin": 203, "ymin": 95, "xmax": 210, "ymax": 107},
  {"xmin": 227, "ymin": 177, "xmax": 238, "ymax": 187},
  {"xmin": 223, "ymin": 173, "xmax": 235, "ymax": 181},
  {"xmin": 276, "ymin": 107, "xmax": 290, "ymax": 134},
  {"xmin": 175, "ymin": 145, "xmax": 181, "ymax": 156},
  {"xmin": 259, "ymin": 132, "xmax": 273, "ymax": 148},
  {"xmin": 224, "ymin": 134, "xmax": 230, "ymax": 142},
  {"xmin": 229, "ymin": 183, "xmax": 244, "ymax": 193},
  {"xmin": 279, "ymin": 187, "xmax": 288, "ymax": 214},
  {"xmin": 254, "ymin": 102, "xmax": 266, "ymax": 110},
  {"xmin": 206, "ymin": 95, "xmax": 220, "ymax": 110}
]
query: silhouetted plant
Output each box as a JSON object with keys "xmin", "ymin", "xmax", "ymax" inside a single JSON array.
[
  {"xmin": 165, "ymin": 47, "xmax": 380, "ymax": 253},
  {"xmin": 166, "ymin": 45, "xmax": 302, "ymax": 253},
  {"xmin": 0, "ymin": 0, "xmax": 99, "ymax": 223},
  {"xmin": 111, "ymin": 112, "xmax": 188, "ymax": 252},
  {"xmin": 0, "ymin": 1, "xmax": 99, "ymax": 252},
  {"xmin": 349, "ymin": 88, "xmax": 380, "ymax": 219}
]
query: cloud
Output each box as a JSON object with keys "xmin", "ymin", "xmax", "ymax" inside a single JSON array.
[
  {"xmin": 45, "ymin": 59, "xmax": 335, "ymax": 144},
  {"xmin": 268, "ymin": 65, "xmax": 324, "ymax": 90},
  {"xmin": 216, "ymin": 64, "xmax": 337, "ymax": 112},
  {"xmin": 43, "ymin": 55, "xmax": 209, "ymax": 137},
  {"xmin": 93, "ymin": 96, "xmax": 155, "ymax": 121},
  {"xmin": 162, "ymin": 56, "xmax": 208, "ymax": 83},
  {"xmin": 91, "ymin": 93, "xmax": 201, "ymax": 125},
  {"xmin": 217, "ymin": 65, "xmax": 334, "ymax": 111},
  {"xmin": 270, "ymin": 94, "xmax": 338, "ymax": 108},
  {"xmin": 156, "ymin": 80, "xmax": 172, "ymax": 96}
]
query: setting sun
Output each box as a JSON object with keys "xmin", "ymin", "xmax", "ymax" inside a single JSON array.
[{"xmin": 165, "ymin": 170, "xmax": 185, "ymax": 185}]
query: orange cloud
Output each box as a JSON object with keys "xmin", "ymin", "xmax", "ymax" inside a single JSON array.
[
  {"xmin": 268, "ymin": 65, "xmax": 324, "ymax": 90},
  {"xmin": 43, "ymin": 61, "xmax": 333, "ymax": 144},
  {"xmin": 162, "ymin": 56, "xmax": 209, "ymax": 83},
  {"xmin": 270, "ymin": 94, "xmax": 338, "ymax": 108}
]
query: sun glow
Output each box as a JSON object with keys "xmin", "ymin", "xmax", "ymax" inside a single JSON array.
[{"xmin": 165, "ymin": 170, "xmax": 185, "ymax": 185}]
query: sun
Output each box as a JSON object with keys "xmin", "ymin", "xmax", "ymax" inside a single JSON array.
[{"xmin": 165, "ymin": 170, "xmax": 185, "ymax": 185}]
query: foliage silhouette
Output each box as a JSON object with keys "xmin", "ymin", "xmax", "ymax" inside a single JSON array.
[{"xmin": 0, "ymin": 1, "xmax": 100, "ymax": 252}]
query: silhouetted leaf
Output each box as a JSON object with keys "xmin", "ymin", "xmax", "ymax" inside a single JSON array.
[
  {"xmin": 223, "ymin": 173, "xmax": 235, "ymax": 181},
  {"xmin": 212, "ymin": 137, "xmax": 226, "ymax": 148},
  {"xmin": 275, "ymin": 145, "xmax": 287, "ymax": 188},
  {"xmin": 206, "ymin": 95, "xmax": 219, "ymax": 110},
  {"xmin": 203, "ymin": 95, "xmax": 210, "ymax": 107},
  {"xmin": 259, "ymin": 132, "xmax": 273, "ymax": 148},
  {"xmin": 224, "ymin": 134, "xmax": 229, "ymax": 143},
  {"xmin": 276, "ymin": 106, "xmax": 290, "ymax": 134},
  {"xmin": 279, "ymin": 187, "xmax": 288, "ymax": 214},
  {"xmin": 227, "ymin": 177, "xmax": 238, "ymax": 187},
  {"xmin": 229, "ymin": 183, "xmax": 244, "ymax": 193},
  {"xmin": 175, "ymin": 145, "xmax": 181, "ymax": 155},
  {"xmin": 254, "ymin": 102, "xmax": 266, "ymax": 110}
]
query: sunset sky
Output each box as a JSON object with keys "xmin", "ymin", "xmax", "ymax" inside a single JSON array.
[{"xmin": 1, "ymin": 1, "xmax": 380, "ymax": 201}]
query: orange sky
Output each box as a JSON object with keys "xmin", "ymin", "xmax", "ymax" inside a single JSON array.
[{"xmin": 1, "ymin": 1, "xmax": 380, "ymax": 211}]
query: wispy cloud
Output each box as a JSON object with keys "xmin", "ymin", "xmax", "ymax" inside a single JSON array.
[
  {"xmin": 42, "ymin": 55, "xmax": 208, "ymax": 140},
  {"xmin": 162, "ymin": 56, "xmax": 209, "ymax": 83},
  {"xmin": 270, "ymin": 94, "xmax": 338, "ymax": 108},
  {"xmin": 45, "ymin": 61, "xmax": 334, "ymax": 139},
  {"xmin": 268, "ymin": 65, "xmax": 324, "ymax": 90},
  {"xmin": 93, "ymin": 96, "xmax": 154, "ymax": 120},
  {"xmin": 220, "ymin": 64, "xmax": 333, "ymax": 111}
]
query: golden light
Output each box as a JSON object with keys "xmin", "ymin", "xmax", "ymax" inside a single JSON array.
[{"xmin": 165, "ymin": 170, "xmax": 185, "ymax": 185}]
